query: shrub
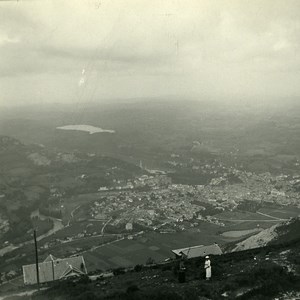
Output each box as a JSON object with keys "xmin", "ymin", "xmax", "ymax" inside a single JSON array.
[
  {"xmin": 126, "ymin": 284, "xmax": 139, "ymax": 294},
  {"xmin": 113, "ymin": 267, "xmax": 126, "ymax": 276},
  {"xmin": 74, "ymin": 291, "xmax": 96, "ymax": 300},
  {"xmin": 146, "ymin": 257, "xmax": 155, "ymax": 265},
  {"xmin": 134, "ymin": 264, "xmax": 143, "ymax": 272}
]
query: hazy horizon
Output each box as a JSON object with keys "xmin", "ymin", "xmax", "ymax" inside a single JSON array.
[{"xmin": 1, "ymin": 0, "xmax": 300, "ymax": 107}]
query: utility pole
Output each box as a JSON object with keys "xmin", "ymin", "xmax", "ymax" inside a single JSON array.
[
  {"xmin": 51, "ymin": 258, "xmax": 55, "ymax": 281},
  {"xmin": 34, "ymin": 229, "xmax": 40, "ymax": 291}
]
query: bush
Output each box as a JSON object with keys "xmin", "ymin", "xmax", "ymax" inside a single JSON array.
[
  {"xmin": 161, "ymin": 264, "xmax": 172, "ymax": 271},
  {"xmin": 146, "ymin": 257, "xmax": 155, "ymax": 265},
  {"xmin": 134, "ymin": 264, "xmax": 143, "ymax": 272},
  {"xmin": 113, "ymin": 267, "xmax": 126, "ymax": 276},
  {"xmin": 126, "ymin": 284, "xmax": 139, "ymax": 294},
  {"xmin": 237, "ymin": 262, "xmax": 300, "ymax": 299},
  {"xmin": 74, "ymin": 291, "xmax": 96, "ymax": 300}
]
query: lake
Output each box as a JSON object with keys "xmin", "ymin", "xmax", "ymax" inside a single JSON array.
[
  {"xmin": 56, "ymin": 125, "xmax": 115, "ymax": 134},
  {"xmin": 221, "ymin": 228, "xmax": 262, "ymax": 238}
]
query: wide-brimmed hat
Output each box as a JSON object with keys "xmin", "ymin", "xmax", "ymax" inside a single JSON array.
[{"xmin": 205, "ymin": 255, "xmax": 209, "ymax": 259}]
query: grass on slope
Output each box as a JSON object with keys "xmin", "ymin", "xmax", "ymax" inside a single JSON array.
[{"xmin": 8, "ymin": 239, "xmax": 300, "ymax": 300}]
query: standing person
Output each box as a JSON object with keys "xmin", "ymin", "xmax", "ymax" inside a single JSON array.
[
  {"xmin": 178, "ymin": 252, "xmax": 186, "ymax": 283},
  {"xmin": 204, "ymin": 256, "xmax": 211, "ymax": 280}
]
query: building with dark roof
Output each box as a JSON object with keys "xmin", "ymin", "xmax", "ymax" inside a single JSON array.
[
  {"xmin": 22, "ymin": 254, "xmax": 87, "ymax": 285},
  {"xmin": 172, "ymin": 243, "xmax": 222, "ymax": 259}
]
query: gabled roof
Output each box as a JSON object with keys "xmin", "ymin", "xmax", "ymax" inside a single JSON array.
[
  {"xmin": 44, "ymin": 254, "xmax": 56, "ymax": 262},
  {"xmin": 23, "ymin": 255, "xmax": 87, "ymax": 285},
  {"xmin": 59, "ymin": 264, "xmax": 86, "ymax": 279},
  {"xmin": 172, "ymin": 244, "xmax": 222, "ymax": 259}
]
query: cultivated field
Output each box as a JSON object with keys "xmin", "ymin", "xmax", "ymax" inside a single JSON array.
[
  {"xmin": 221, "ymin": 228, "xmax": 262, "ymax": 238},
  {"xmin": 82, "ymin": 221, "xmax": 249, "ymax": 272},
  {"xmin": 214, "ymin": 205, "xmax": 300, "ymax": 234},
  {"xmin": 214, "ymin": 210, "xmax": 278, "ymax": 221},
  {"xmin": 258, "ymin": 206, "xmax": 300, "ymax": 220}
]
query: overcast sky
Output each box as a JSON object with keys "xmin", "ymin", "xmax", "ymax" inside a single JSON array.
[{"xmin": 0, "ymin": 0, "xmax": 299, "ymax": 106}]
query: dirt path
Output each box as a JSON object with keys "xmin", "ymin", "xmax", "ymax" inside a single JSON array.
[
  {"xmin": 256, "ymin": 211, "xmax": 287, "ymax": 221},
  {"xmin": 217, "ymin": 218, "xmax": 282, "ymax": 222},
  {"xmin": 67, "ymin": 205, "xmax": 82, "ymax": 226},
  {"xmin": 101, "ymin": 217, "xmax": 112, "ymax": 235}
]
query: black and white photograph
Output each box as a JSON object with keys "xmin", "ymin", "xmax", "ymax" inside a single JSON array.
[{"xmin": 0, "ymin": 0, "xmax": 300, "ymax": 299}]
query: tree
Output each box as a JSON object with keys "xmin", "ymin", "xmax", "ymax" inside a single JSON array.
[{"xmin": 146, "ymin": 257, "xmax": 155, "ymax": 265}]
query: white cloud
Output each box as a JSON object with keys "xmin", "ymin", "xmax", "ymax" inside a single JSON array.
[
  {"xmin": 0, "ymin": 33, "xmax": 20, "ymax": 46},
  {"xmin": 0, "ymin": 0, "xmax": 300, "ymax": 106}
]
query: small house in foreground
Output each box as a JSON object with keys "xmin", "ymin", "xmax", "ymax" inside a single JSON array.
[
  {"xmin": 172, "ymin": 243, "xmax": 222, "ymax": 259},
  {"xmin": 22, "ymin": 254, "xmax": 87, "ymax": 285}
]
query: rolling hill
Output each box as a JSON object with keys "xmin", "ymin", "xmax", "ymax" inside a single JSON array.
[{"xmin": 0, "ymin": 135, "xmax": 143, "ymax": 245}]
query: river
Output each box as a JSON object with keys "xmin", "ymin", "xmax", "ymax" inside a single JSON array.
[
  {"xmin": 0, "ymin": 210, "xmax": 64, "ymax": 257},
  {"xmin": 30, "ymin": 209, "xmax": 64, "ymax": 241}
]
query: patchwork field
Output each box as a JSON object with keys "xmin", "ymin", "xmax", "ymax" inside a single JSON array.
[
  {"xmin": 82, "ymin": 237, "xmax": 168, "ymax": 271},
  {"xmin": 17, "ymin": 205, "xmax": 300, "ymax": 274},
  {"xmin": 81, "ymin": 221, "xmax": 252, "ymax": 272},
  {"xmin": 11, "ymin": 205, "xmax": 294, "ymax": 274}
]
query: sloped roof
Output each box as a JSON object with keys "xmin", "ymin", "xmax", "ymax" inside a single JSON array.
[
  {"xmin": 59, "ymin": 264, "xmax": 85, "ymax": 279},
  {"xmin": 172, "ymin": 244, "xmax": 222, "ymax": 259},
  {"xmin": 44, "ymin": 254, "xmax": 56, "ymax": 262},
  {"xmin": 23, "ymin": 255, "xmax": 87, "ymax": 285}
]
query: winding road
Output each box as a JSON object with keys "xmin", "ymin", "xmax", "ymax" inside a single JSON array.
[
  {"xmin": 256, "ymin": 211, "xmax": 287, "ymax": 221},
  {"xmin": 101, "ymin": 217, "xmax": 113, "ymax": 235}
]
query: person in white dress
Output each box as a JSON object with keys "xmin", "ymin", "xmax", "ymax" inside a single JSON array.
[{"xmin": 204, "ymin": 255, "xmax": 211, "ymax": 280}]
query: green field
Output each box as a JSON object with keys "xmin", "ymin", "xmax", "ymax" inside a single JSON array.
[
  {"xmin": 221, "ymin": 228, "xmax": 261, "ymax": 238},
  {"xmin": 80, "ymin": 206, "xmax": 300, "ymax": 272},
  {"xmin": 214, "ymin": 205, "xmax": 300, "ymax": 234},
  {"xmin": 40, "ymin": 235, "xmax": 116, "ymax": 259},
  {"xmin": 214, "ymin": 210, "xmax": 276, "ymax": 221},
  {"xmin": 220, "ymin": 220, "xmax": 280, "ymax": 231},
  {"xmin": 62, "ymin": 193, "xmax": 102, "ymax": 222},
  {"xmin": 82, "ymin": 221, "xmax": 248, "ymax": 272},
  {"xmin": 258, "ymin": 206, "xmax": 300, "ymax": 219},
  {"xmin": 41, "ymin": 220, "xmax": 106, "ymax": 241}
]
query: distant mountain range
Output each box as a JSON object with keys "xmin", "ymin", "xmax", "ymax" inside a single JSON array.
[{"xmin": 1, "ymin": 100, "xmax": 299, "ymax": 174}]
